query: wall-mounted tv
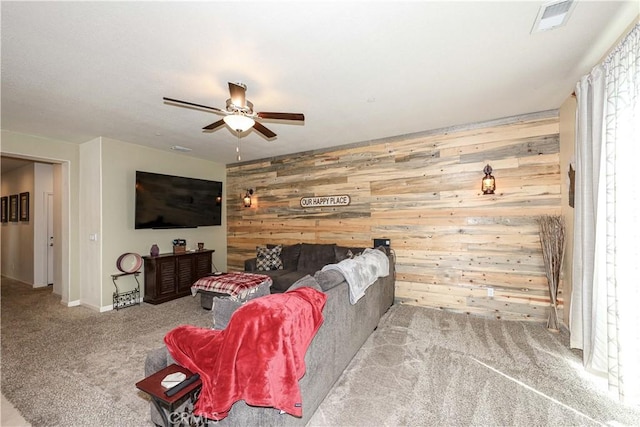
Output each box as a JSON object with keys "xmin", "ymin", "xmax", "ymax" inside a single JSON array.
[{"xmin": 135, "ymin": 171, "xmax": 222, "ymax": 229}]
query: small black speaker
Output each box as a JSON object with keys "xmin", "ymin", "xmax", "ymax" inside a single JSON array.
[{"xmin": 373, "ymin": 238, "xmax": 391, "ymax": 248}]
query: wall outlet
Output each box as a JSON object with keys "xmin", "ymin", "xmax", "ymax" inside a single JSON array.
[{"xmin": 487, "ymin": 287, "xmax": 494, "ymax": 297}]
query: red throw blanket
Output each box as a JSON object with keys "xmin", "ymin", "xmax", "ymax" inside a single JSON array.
[{"xmin": 164, "ymin": 287, "xmax": 327, "ymax": 421}]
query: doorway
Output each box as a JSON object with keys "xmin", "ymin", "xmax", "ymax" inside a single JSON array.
[{"xmin": 1, "ymin": 154, "xmax": 70, "ymax": 302}]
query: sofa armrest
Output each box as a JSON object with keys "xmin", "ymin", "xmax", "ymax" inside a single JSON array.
[
  {"xmin": 145, "ymin": 346, "xmax": 173, "ymax": 376},
  {"xmin": 244, "ymin": 257, "xmax": 258, "ymax": 272}
]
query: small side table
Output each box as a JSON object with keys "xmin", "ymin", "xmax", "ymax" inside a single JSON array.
[
  {"xmin": 111, "ymin": 271, "xmax": 140, "ymax": 310},
  {"xmin": 136, "ymin": 364, "xmax": 202, "ymax": 427}
]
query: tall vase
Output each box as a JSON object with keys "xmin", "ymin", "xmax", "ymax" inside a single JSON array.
[
  {"xmin": 150, "ymin": 244, "xmax": 160, "ymax": 257},
  {"xmin": 536, "ymin": 215, "xmax": 565, "ymax": 331}
]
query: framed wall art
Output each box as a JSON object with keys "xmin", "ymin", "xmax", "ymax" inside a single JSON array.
[
  {"xmin": 1, "ymin": 196, "xmax": 7, "ymax": 223},
  {"xmin": 20, "ymin": 192, "xmax": 30, "ymax": 221},
  {"xmin": 9, "ymin": 194, "xmax": 18, "ymax": 222},
  {"xmin": 568, "ymin": 163, "xmax": 575, "ymax": 208}
]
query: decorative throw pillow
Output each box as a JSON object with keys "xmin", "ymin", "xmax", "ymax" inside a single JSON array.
[{"xmin": 256, "ymin": 245, "xmax": 283, "ymax": 271}]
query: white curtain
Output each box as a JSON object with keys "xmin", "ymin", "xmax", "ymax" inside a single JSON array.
[{"xmin": 571, "ymin": 23, "xmax": 640, "ymax": 405}]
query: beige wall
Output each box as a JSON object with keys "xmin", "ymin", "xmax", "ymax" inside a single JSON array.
[
  {"xmin": 79, "ymin": 138, "xmax": 103, "ymax": 309},
  {"xmin": 98, "ymin": 137, "xmax": 227, "ymax": 309},
  {"xmin": 227, "ymin": 111, "xmax": 562, "ymax": 322},
  {"xmin": 559, "ymin": 95, "xmax": 576, "ymax": 326}
]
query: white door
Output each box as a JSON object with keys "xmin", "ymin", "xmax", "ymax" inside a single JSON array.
[{"xmin": 46, "ymin": 192, "xmax": 54, "ymax": 285}]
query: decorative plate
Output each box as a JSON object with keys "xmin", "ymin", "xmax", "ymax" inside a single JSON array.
[{"xmin": 116, "ymin": 252, "xmax": 143, "ymax": 273}]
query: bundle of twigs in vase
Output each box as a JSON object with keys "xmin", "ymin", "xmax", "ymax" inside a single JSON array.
[{"xmin": 536, "ymin": 215, "xmax": 566, "ymax": 331}]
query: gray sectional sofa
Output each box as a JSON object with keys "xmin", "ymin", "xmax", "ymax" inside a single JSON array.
[{"xmin": 144, "ymin": 247, "xmax": 395, "ymax": 426}]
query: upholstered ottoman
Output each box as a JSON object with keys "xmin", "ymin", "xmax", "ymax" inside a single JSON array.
[{"xmin": 191, "ymin": 273, "xmax": 272, "ymax": 328}]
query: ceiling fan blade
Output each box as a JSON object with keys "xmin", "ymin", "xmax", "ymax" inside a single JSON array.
[
  {"xmin": 253, "ymin": 121, "xmax": 277, "ymax": 139},
  {"xmin": 202, "ymin": 119, "xmax": 226, "ymax": 131},
  {"xmin": 228, "ymin": 82, "xmax": 247, "ymax": 108},
  {"xmin": 163, "ymin": 97, "xmax": 223, "ymax": 113},
  {"xmin": 257, "ymin": 112, "xmax": 305, "ymax": 121}
]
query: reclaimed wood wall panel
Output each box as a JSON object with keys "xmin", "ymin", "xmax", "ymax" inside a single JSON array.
[{"xmin": 227, "ymin": 113, "xmax": 561, "ymax": 322}]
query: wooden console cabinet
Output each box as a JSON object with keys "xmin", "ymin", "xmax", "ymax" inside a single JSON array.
[{"xmin": 142, "ymin": 250, "xmax": 213, "ymax": 304}]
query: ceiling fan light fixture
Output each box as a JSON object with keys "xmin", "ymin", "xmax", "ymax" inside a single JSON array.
[
  {"xmin": 164, "ymin": 81, "xmax": 303, "ymax": 139},
  {"xmin": 223, "ymin": 114, "xmax": 255, "ymax": 132}
]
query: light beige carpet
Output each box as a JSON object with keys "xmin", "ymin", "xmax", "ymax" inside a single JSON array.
[
  {"xmin": 308, "ymin": 302, "xmax": 640, "ymax": 426},
  {"xmin": 2, "ymin": 276, "xmax": 639, "ymax": 426},
  {"xmin": 1, "ymin": 277, "xmax": 212, "ymax": 426}
]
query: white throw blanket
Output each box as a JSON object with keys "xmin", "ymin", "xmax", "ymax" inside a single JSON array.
[{"xmin": 322, "ymin": 248, "xmax": 390, "ymax": 304}]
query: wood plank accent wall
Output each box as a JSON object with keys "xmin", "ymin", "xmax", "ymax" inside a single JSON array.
[{"xmin": 227, "ymin": 113, "xmax": 562, "ymax": 322}]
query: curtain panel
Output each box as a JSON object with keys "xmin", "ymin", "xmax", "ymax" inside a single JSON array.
[{"xmin": 571, "ymin": 23, "xmax": 639, "ymax": 405}]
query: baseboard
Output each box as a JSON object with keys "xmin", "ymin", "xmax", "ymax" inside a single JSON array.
[
  {"xmin": 99, "ymin": 304, "xmax": 113, "ymax": 313},
  {"xmin": 78, "ymin": 300, "xmax": 102, "ymax": 312}
]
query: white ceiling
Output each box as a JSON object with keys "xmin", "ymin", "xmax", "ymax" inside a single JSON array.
[{"xmin": 1, "ymin": 1, "xmax": 638, "ymax": 165}]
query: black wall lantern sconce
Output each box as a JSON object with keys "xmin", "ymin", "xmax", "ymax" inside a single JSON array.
[
  {"xmin": 482, "ymin": 164, "xmax": 496, "ymax": 195},
  {"xmin": 243, "ymin": 189, "xmax": 254, "ymax": 207}
]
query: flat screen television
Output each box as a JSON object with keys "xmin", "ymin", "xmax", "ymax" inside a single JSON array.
[{"xmin": 135, "ymin": 171, "xmax": 222, "ymax": 229}]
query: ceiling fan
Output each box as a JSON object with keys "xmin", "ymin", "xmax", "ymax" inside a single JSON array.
[{"xmin": 163, "ymin": 82, "xmax": 305, "ymax": 139}]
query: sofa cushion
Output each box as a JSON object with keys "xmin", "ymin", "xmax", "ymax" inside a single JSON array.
[
  {"xmin": 286, "ymin": 275, "xmax": 322, "ymax": 292},
  {"xmin": 281, "ymin": 243, "xmax": 302, "ymax": 270},
  {"xmin": 297, "ymin": 243, "xmax": 336, "ymax": 272},
  {"xmin": 256, "ymin": 245, "xmax": 283, "ymax": 271},
  {"xmin": 257, "ymin": 269, "xmax": 290, "ymax": 280},
  {"xmin": 269, "ymin": 271, "xmax": 311, "ymax": 293},
  {"xmin": 314, "ymin": 269, "xmax": 346, "ymax": 292},
  {"xmin": 269, "ymin": 243, "xmax": 303, "ymax": 270}
]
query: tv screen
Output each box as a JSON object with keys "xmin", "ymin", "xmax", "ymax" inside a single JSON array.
[{"xmin": 135, "ymin": 171, "xmax": 222, "ymax": 229}]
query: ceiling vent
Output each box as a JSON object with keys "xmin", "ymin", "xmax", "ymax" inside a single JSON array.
[{"xmin": 531, "ymin": 0, "xmax": 575, "ymax": 33}]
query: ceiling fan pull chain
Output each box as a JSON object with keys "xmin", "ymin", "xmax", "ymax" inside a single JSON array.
[{"xmin": 236, "ymin": 132, "xmax": 242, "ymax": 161}]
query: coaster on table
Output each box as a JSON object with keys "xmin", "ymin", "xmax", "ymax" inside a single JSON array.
[{"xmin": 161, "ymin": 372, "xmax": 186, "ymax": 389}]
